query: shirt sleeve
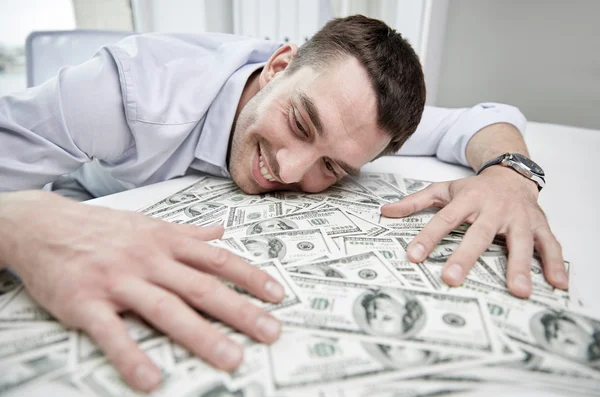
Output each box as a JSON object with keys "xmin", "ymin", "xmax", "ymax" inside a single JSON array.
[
  {"xmin": 0, "ymin": 48, "xmax": 133, "ymax": 192},
  {"xmin": 396, "ymin": 103, "xmax": 527, "ymax": 167}
]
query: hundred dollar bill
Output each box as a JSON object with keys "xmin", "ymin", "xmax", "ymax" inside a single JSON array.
[
  {"xmin": 238, "ymin": 228, "xmax": 338, "ymax": 265},
  {"xmin": 477, "ymin": 248, "xmax": 571, "ymax": 300},
  {"xmin": 224, "ymin": 207, "xmax": 364, "ymax": 238},
  {"xmin": 322, "ymin": 198, "xmax": 380, "ymax": 223},
  {"xmin": 485, "ymin": 294, "xmax": 600, "ymax": 376},
  {"xmin": 75, "ymin": 337, "xmax": 175, "ymax": 397},
  {"xmin": 0, "ymin": 286, "xmax": 55, "ymax": 325},
  {"xmin": 405, "ymin": 178, "xmax": 434, "ymax": 194},
  {"xmin": 286, "ymin": 251, "xmax": 407, "ymax": 287},
  {"xmin": 222, "ymin": 260, "xmax": 303, "ymax": 312},
  {"xmin": 278, "ymin": 276, "xmax": 501, "ymax": 356},
  {"xmin": 332, "ymin": 177, "xmax": 374, "ymax": 194},
  {"xmin": 342, "ymin": 236, "xmax": 429, "ymax": 289},
  {"xmin": 269, "ymin": 330, "xmax": 483, "ymax": 391},
  {"xmin": 152, "ymin": 198, "xmax": 225, "ymax": 223},
  {"xmin": 136, "ymin": 176, "xmax": 210, "ymax": 215},
  {"xmin": 307, "ymin": 187, "xmax": 382, "ymax": 205},
  {"xmin": 352, "ymin": 177, "xmax": 406, "ymax": 202},
  {"xmin": 225, "ymin": 201, "xmax": 284, "ymax": 227},
  {"xmin": 378, "ymin": 207, "xmax": 440, "ymax": 230},
  {"xmin": 278, "ymin": 378, "xmax": 477, "ymax": 397},
  {"xmin": 352, "ymin": 171, "xmax": 407, "ymax": 192},
  {"xmin": 0, "ymin": 268, "xmax": 22, "ymax": 311},
  {"xmin": 0, "ymin": 343, "xmax": 70, "ymax": 396},
  {"xmin": 0, "ymin": 323, "xmax": 73, "ymax": 365},
  {"xmin": 310, "ymin": 202, "xmax": 389, "ymax": 237}
]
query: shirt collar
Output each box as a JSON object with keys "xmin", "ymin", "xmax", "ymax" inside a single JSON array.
[{"xmin": 195, "ymin": 61, "xmax": 267, "ymax": 177}]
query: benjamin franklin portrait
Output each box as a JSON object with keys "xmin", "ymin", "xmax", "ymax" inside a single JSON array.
[
  {"xmin": 186, "ymin": 381, "xmax": 264, "ymax": 397},
  {"xmin": 166, "ymin": 192, "xmax": 196, "ymax": 205},
  {"xmin": 361, "ymin": 342, "xmax": 437, "ymax": 369},
  {"xmin": 246, "ymin": 218, "xmax": 298, "ymax": 235},
  {"xmin": 241, "ymin": 236, "xmax": 286, "ymax": 262},
  {"xmin": 353, "ymin": 289, "xmax": 425, "ymax": 338},
  {"xmin": 294, "ymin": 264, "xmax": 345, "ymax": 278},
  {"xmin": 531, "ymin": 310, "xmax": 600, "ymax": 369},
  {"xmin": 184, "ymin": 202, "xmax": 221, "ymax": 218}
]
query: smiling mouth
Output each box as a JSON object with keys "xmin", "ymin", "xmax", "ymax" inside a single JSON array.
[
  {"xmin": 259, "ymin": 153, "xmax": 276, "ymax": 182},
  {"xmin": 253, "ymin": 145, "xmax": 283, "ymax": 188}
]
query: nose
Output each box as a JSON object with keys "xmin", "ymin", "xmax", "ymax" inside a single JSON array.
[{"xmin": 276, "ymin": 147, "xmax": 318, "ymax": 184}]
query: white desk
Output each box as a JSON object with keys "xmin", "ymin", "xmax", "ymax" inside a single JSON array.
[{"xmin": 88, "ymin": 121, "xmax": 600, "ymax": 315}]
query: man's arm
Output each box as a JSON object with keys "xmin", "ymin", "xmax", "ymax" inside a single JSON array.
[
  {"xmin": 0, "ymin": 48, "xmax": 133, "ymax": 191},
  {"xmin": 383, "ymin": 121, "xmax": 566, "ymax": 298},
  {"xmin": 397, "ymin": 103, "xmax": 527, "ymax": 165}
]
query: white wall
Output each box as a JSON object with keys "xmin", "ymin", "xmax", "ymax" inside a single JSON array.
[{"xmin": 435, "ymin": 0, "xmax": 600, "ymax": 130}]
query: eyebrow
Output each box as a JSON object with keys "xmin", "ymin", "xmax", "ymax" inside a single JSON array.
[
  {"xmin": 298, "ymin": 92, "xmax": 324, "ymax": 136},
  {"xmin": 298, "ymin": 91, "xmax": 360, "ymax": 177}
]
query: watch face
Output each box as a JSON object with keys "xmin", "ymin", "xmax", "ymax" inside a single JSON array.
[{"xmin": 513, "ymin": 153, "xmax": 545, "ymax": 176}]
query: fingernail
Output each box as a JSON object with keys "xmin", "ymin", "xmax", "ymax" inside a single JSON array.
[
  {"xmin": 256, "ymin": 315, "xmax": 281, "ymax": 340},
  {"xmin": 409, "ymin": 243, "xmax": 425, "ymax": 262},
  {"xmin": 265, "ymin": 280, "xmax": 284, "ymax": 301},
  {"xmin": 513, "ymin": 274, "xmax": 531, "ymax": 293},
  {"xmin": 134, "ymin": 364, "xmax": 162, "ymax": 390},
  {"xmin": 554, "ymin": 269, "xmax": 568, "ymax": 286},
  {"xmin": 446, "ymin": 264, "xmax": 464, "ymax": 283},
  {"xmin": 214, "ymin": 340, "xmax": 243, "ymax": 367}
]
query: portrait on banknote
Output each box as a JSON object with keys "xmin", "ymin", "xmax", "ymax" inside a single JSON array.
[
  {"xmin": 352, "ymin": 289, "xmax": 425, "ymax": 338},
  {"xmin": 246, "ymin": 218, "xmax": 298, "ymax": 235},
  {"xmin": 292, "ymin": 264, "xmax": 345, "ymax": 278},
  {"xmin": 192, "ymin": 381, "xmax": 264, "ymax": 397},
  {"xmin": 361, "ymin": 342, "xmax": 438, "ymax": 369},
  {"xmin": 166, "ymin": 193, "xmax": 197, "ymax": 205},
  {"xmin": 241, "ymin": 236, "xmax": 286, "ymax": 261},
  {"xmin": 184, "ymin": 202, "xmax": 221, "ymax": 218},
  {"xmin": 531, "ymin": 310, "xmax": 600, "ymax": 369}
]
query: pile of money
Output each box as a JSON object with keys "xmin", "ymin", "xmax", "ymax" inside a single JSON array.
[{"xmin": 1, "ymin": 172, "xmax": 599, "ymax": 397}]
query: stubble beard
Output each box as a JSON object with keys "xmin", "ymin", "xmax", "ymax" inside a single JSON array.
[{"xmin": 228, "ymin": 82, "xmax": 275, "ymax": 194}]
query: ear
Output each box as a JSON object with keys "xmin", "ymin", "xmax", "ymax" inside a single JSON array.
[{"xmin": 259, "ymin": 44, "xmax": 298, "ymax": 89}]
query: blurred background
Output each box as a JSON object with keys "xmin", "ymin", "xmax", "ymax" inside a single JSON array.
[{"xmin": 0, "ymin": 0, "xmax": 598, "ymax": 130}]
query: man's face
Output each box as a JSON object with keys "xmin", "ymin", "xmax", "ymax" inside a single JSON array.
[
  {"xmin": 229, "ymin": 51, "xmax": 390, "ymax": 194},
  {"xmin": 365, "ymin": 296, "xmax": 405, "ymax": 336},
  {"xmin": 545, "ymin": 317, "xmax": 591, "ymax": 361}
]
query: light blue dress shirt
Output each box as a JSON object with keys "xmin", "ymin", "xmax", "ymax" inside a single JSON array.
[{"xmin": 0, "ymin": 32, "xmax": 527, "ymax": 198}]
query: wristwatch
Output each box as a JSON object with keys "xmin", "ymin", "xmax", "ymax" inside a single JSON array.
[{"xmin": 476, "ymin": 153, "xmax": 546, "ymax": 191}]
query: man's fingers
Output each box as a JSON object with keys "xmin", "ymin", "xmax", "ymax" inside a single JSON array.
[
  {"xmin": 505, "ymin": 223, "xmax": 534, "ymax": 298},
  {"xmin": 168, "ymin": 222, "xmax": 224, "ymax": 241},
  {"xmin": 155, "ymin": 262, "xmax": 281, "ymax": 343},
  {"xmin": 380, "ymin": 182, "xmax": 450, "ymax": 218},
  {"xmin": 406, "ymin": 200, "xmax": 473, "ymax": 263},
  {"xmin": 111, "ymin": 278, "xmax": 244, "ymax": 371},
  {"xmin": 170, "ymin": 240, "xmax": 285, "ymax": 303},
  {"xmin": 441, "ymin": 217, "xmax": 498, "ymax": 287},
  {"xmin": 533, "ymin": 223, "xmax": 568, "ymax": 290},
  {"xmin": 74, "ymin": 302, "xmax": 162, "ymax": 392}
]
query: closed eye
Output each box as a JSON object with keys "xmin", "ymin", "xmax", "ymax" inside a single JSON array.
[{"xmin": 292, "ymin": 106, "xmax": 308, "ymax": 137}]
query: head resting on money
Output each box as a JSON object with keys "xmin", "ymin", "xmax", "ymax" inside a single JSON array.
[
  {"xmin": 247, "ymin": 218, "xmax": 298, "ymax": 235},
  {"xmin": 354, "ymin": 289, "xmax": 425, "ymax": 338},
  {"xmin": 533, "ymin": 310, "xmax": 600, "ymax": 367}
]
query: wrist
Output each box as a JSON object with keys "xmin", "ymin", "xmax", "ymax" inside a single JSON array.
[{"xmin": 479, "ymin": 165, "xmax": 540, "ymax": 198}]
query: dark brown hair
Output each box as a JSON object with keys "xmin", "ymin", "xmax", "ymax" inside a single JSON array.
[{"xmin": 286, "ymin": 15, "xmax": 426, "ymax": 156}]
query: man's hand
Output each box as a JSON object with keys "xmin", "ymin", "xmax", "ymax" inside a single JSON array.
[
  {"xmin": 0, "ymin": 191, "xmax": 285, "ymax": 392},
  {"xmin": 381, "ymin": 166, "xmax": 568, "ymax": 298}
]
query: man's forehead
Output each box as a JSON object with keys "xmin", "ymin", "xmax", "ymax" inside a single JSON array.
[{"xmin": 291, "ymin": 59, "xmax": 390, "ymax": 161}]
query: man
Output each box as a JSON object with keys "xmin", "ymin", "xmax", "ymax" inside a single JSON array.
[{"xmin": 0, "ymin": 15, "xmax": 566, "ymax": 392}]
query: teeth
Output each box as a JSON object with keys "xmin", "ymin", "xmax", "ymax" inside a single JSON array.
[{"xmin": 259, "ymin": 153, "xmax": 276, "ymax": 182}]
